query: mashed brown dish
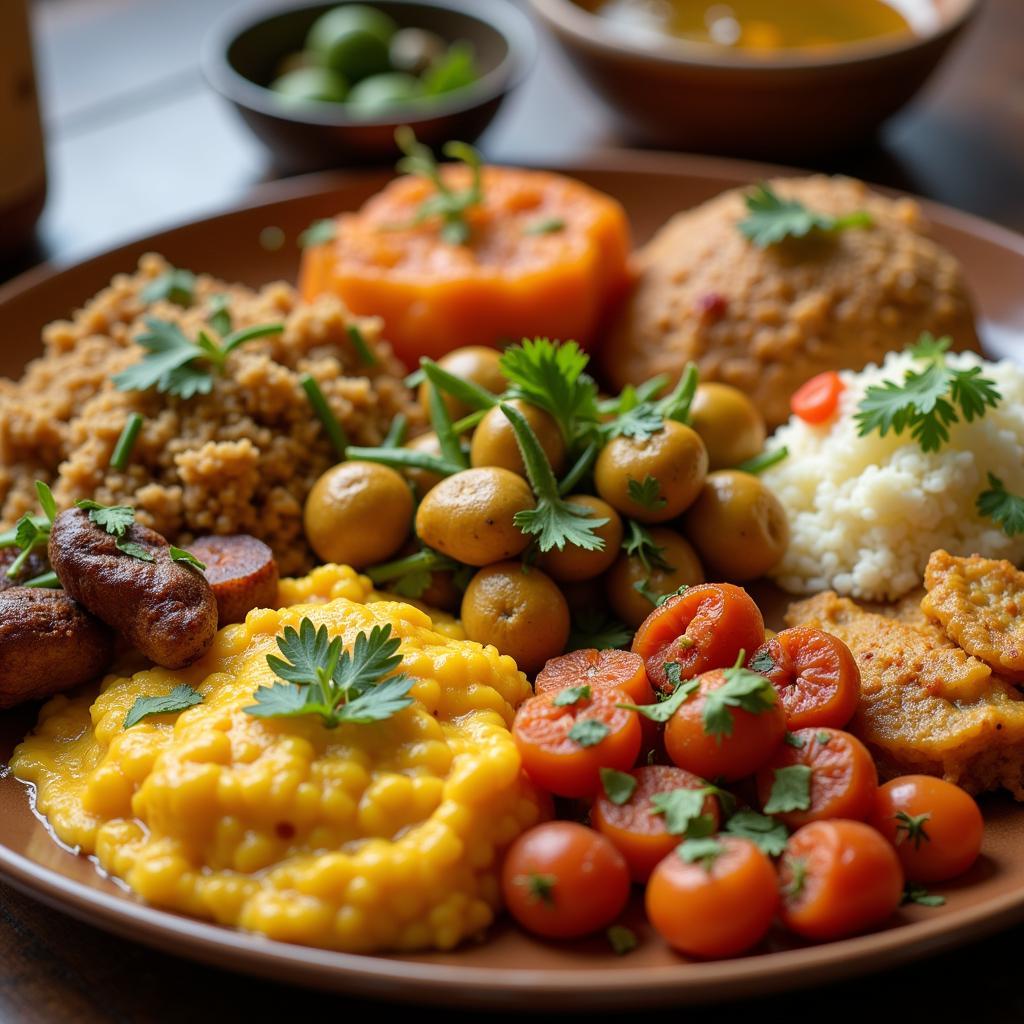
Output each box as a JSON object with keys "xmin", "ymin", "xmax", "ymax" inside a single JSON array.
[
  {"xmin": 602, "ymin": 175, "xmax": 980, "ymax": 427},
  {"xmin": 0, "ymin": 255, "xmax": 420, "ymax": 575}
]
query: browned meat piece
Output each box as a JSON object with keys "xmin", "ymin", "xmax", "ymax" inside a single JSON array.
[
  {"xmin": 49, "ymin": 509, "xmax": 217, "ymax": 669},
  {"xmin": 0, "ymin": 588, "xmax": 114, "ymax": 708},
  {"xmin": 922, "ymin": 550, "xmax": 1024, "ymax": 679},
  {"xmin": 186, "ymin": 535, "xmax": 279, "ymax": 625},
  {"xmin": 0, "ymin": 547, "xmax": 50, "ymax": 590}
]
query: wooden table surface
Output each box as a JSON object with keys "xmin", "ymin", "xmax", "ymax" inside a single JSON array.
[{"xmin": 3, "ymin": 0, "xmax": 1024, "ymax": 1020}]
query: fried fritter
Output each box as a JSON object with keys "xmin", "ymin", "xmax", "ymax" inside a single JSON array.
[
  {"xmin": 786, "ymin": 590, "xmax": 1024, "ymax": 798},
  {"xmin": 922, "ymin": 550, "xmax": 1024, "ymax": 679}
]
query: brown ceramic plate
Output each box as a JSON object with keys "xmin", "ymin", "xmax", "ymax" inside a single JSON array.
[{"xmin": 1, "ymin": 152, "xmax": 1024, "ymax": 1009}]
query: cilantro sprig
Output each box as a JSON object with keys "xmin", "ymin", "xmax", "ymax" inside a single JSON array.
[
  {"xmin": 854, "ymin": 334, "xmax": 1001, "ymax": 453},
  {"xmin": 738, "ymin": 183, "xmax": 872, "ymax": 248},
  {"xmin": 627, "ymin": 475, "xmax": 666, "ymax": 512},
  {"xmin": 245, "ymin": 618, "xmax": 415, "ymax": 728},
  {"xmin": 395, "ymin": 127, "xmax": 483, "ymax": 245},
  {"xmin": 141, "ymin": 267, "xmax": 196, "ymax": 307},
  {"xmin": 763, "ymin": 764, "xmax": 812, "ymax": 814},
  {"xmin": 76, "ymin": 498, "xmax": 154, "ymax": 562},
  {"xmin": 124, "ymin": 683, "xmax": 203, "ymax": 728},
  {"xmin": 366, "ymin": 548, "xmax": 462, "ymax": 600},
  {"xmin": 977, "ymin": 473, "xmax": 1024, "ymax": 537},
  {"xmin": 113, "ymin": 316, "xmax": 284, "ymax": 399},
  {"xmin": 723, "ymin": 809, "xmax": 789, "ymax": 856},
  {"xmin": 702, "ymin": 652, "xmax": 778, "ymax": 740},
  {"xmin": 5, "ymin": 481, "xmax": 57, "ymax": 580},
  {"xmin": 650, "ymin": 787, "xmax": 716, "ymax": 838}
]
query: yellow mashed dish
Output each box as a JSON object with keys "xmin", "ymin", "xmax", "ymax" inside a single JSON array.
[{"xmin": 11, "ymin": 567, "xmax": 543, "ymax": 953}]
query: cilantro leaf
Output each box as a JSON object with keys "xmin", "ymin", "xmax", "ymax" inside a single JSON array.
[
  {"xmin": 499, "ymin": 338, "xmax": 600, "ymax": 444},
  {"xmin": 618, "ymin": 678, "xmax": 699, "ymax": 723},
  {"xmin": 749, "ymin": 650, "xmax": 776, "ymax": 674},
  {"xmin": 35, "ymin": 480, "xmax": 57, "ymax": 524},
  {"xmin": 76, "ymin": 500, "xmax": 136, "ymax": 537},
  {"xmin": 169, "ymin": 546, "xmax": 206, "ymax": 571},
  {"xmin": 334, "ymin": 673, "xmax": 416, "ymax": 724},
  {"xmin": 606, "ymin": 925, "xmax": 638, "ymax": 956},
  {"xmin": 207, "ymin": 294, "xmax": 233, "ymax": 336},
  {"xmin": 623, "ymin": 520, "xmax": 672, "ymax": 573},
  {"xmin": 977, "ymin": 473, "xmax": 1024, "ymax": 537},
  {"xmin": 649, "ymin": 788, "xmax": 715, "ymax": 838},
  {"xmin": 567, "ymin": 608, "xmax": 632, "ymax": 652},
  {"xmin": 605, "ymin": 403, "xmax": 664, "ymax": 441},
  {"xmin": 141, "ymin": 268, "xmax": 196, "ymax": 307},
  {"xmin": 723, "ymin": 809, "xmax": 789, "ymax": 856},
  {"xmin": 366, "ymin": 548, "xmax": 462, "ymax": 601},
  {"xmin": 553, "ymin": 684, "xmax": 591, "ymax": 707},
  {"xmin": 599, "ymin": 767, "xmax": 637, "ymax": 805},
  {"xmin": 903, "ymin": 883, "xmax": 945, "ymax": 907},
  {"xmin": 124, "ymin": 683, "xmax": 203, "ymax": 728},
  {"xmin": 627, "ymin": 475, "xmax": 667, "ymax": 512},
  {"xmin": 244, "ymin": 680, "xmax": 311, "ymax": 719},
  {"xmin": 738, "ymin": 183, "xmax": 872, "ymax": 248},
  {"xmin": 568, "ymin": 718, "xmax": 610, "ymax": 748},
  {"xmin": 676, "ymin": 837, "xmax": 724, "ymax": 869},
  {"xmin": 784, "ymin": 731, "xmax": 805, "ymax": 749},
  {"xmin": 763, "ymin": 764, "xmax": 813, "ymax": 814},
  {"xmin": 422, "ymin": 40, "xmax": 478, "ymax": 96},
  {"xmin": 523, "ymin": 216, "xmax": 566, "ymax": 237},
  {"xmin": 782, "ymin": 855, "xmax": 808, "ymax": 898},
  {"xmin": 115, "ymin": 538, "xmax": 155, "ymax": 562},
  {"xmin": 702, "ymin": 661, "xmax": 778, "ymax": 739},
  {"xmin": 633, "ymin": 578, "xmax": 662, "ymax": 607},
  {"xmin": 266, "ymin": 617, "xmax": 339, "ymax": 687}
]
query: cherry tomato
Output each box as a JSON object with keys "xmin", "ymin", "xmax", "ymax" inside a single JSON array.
[
  {"xmin": 871, "ymin": 775, "xmax": 984, "ymax": 883},
  {"xmin": 513, "ymin": 686, "xmax": 641, "ymax": 798},
  {"xmin": 664, "ymin": 667, "xmax": 786, "ymax": 782},
  {"xmin": 646, "ymin": 836, "xmax": 779, "ymax": 958},
  {"xmin": 756, "ymin": 727, "xmax": 877, "ymax": 829},
  {"xmin": 749, "ymin": 627, "xmax": 859, "ymax": 730},
  {"xmin": 632, "ymin": 583, "xmax": 765, "ymax": 693},
  {"xmin": 591, "ymin": 765, "xmax": 721, "ymax": 882},
  {"xmin": 791, "ymin": 371, "xmax": 844, "ymax": 424},
  {"xmin": 502, "ymin": 822, "xmax": 630, "ymax": 939},
  {"xmin": 779, "ymin": 819, "xmax": 903, "ymax": 941},
  {"xmin": 535, "ymin": 648, "xmax": 653, "ymax": 707}
]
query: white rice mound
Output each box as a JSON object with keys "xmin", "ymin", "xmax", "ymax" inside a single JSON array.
[{"xmin": 763, "ymin": 349, "xmax": 1024, "ymax": 601}]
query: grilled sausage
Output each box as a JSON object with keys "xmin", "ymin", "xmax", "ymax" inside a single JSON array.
[
  {"xmin": 186, "ymin": 535, "xmax": 279, "ymax": 625},
  {"xmin": 0, "ymin": 588, "xmax": 114, "ymax": 708},
  {"xmin": 0, "ymin": 546, "xmax": 50, "ymax": 590},
  {"xmin": 49, "ymin": 509, "xmax": 218, "ymax": 669}
]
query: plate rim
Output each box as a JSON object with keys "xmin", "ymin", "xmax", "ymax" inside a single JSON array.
[{"xmin": 4, "ymin": 147, "xmax": 1024, "ymax": 1006}]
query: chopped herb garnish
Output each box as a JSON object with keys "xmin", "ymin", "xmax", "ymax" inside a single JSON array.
[
  {"xmin": 298, "ymin": 218, "xmax": 336, "ymax": 248},
  {"xmin": 782, "ymin": 855, "xmax": 808, "ymax": 899},
  {"xmin": 366, "ymin": 548, "xmax": 459, "ymax": 600},
  {"xmin": 553, "ymin": 684, "xmax": 592, "ymax": 707},
  {"xmin": 749, "ymin": 650, "xmax": 776, "ymax": 674},
  {"xmin": 76, "ymin": 500, "xmax": 135, "ymax": 536},
  {"xmin": 116, "ymin": 540, "xmax": 155, "ymax": 562},
  {"xmin": 519, "ymin": 872, "xmax": 556, "ymax": 905},
  {"xmin": 723, "ymin": 810, "xmax": 789, "ymax": 856},
  {"xmin": 977, "ymin": 472, "xmax": 1024, "ymax": 537},
  {"xmin": 169, "ymin": 546, "xmax": 206, "ymax": 571},
  {"xmin": 113, "ymin": 317, "xmax": 283, "ymax": 399},
  {"xmin": 567, "ymin": 608, "xmax": 632, "ymax": 652},
  {"xmin": 815, "ymin": 731, "xmax": 831, "ymax": 746},
  {"xmin": 141, "ymin": 267, "xmax": 196, "ymax": 307},
  {"xmin": 738, "ymin": 183, "xmax": 872, "ymax": 248},
  {"xmin": 894, "ymin": 810, "xmax": 932, "ymax": 849},
  {"xmin": 650, "ymin": 788, "xmax": 715, "ymax": 838},
  {"xmin": 524, "ymin": 216, "xmax": 566, "ymax": 236},
  {"xmin": 567, "ymin": 718, "xmax": 610, "ymax": 748},
  {"xmin": 627, "ymin": 475, "xmax": 667, "ymax": 512},
  {"xmin": 110, "ymin": 412, "xmax": 144, "ymax": 471},
  {"xmin": 5, "ymin": 481, "xmax": 56, "ymax": 580},
  {"xmin": 245, "ymin": 618, "xmax": 414, "ymax": 728},
  {"xmin": 784, "ymin": 731, "xmax": 805, "ymax": 749},
  {"xmin": 346, "ymin": 323, "xmax": 376, "ymax": 366},
  {"xmin": 124, "ymin": 683, "xmax": 203, "ymax": 728},
  {"xmin": 623, "ymin": 520, "xmax": 672, "ymax": 573},
  {"xmin": 606, "ymin": 925, "xmax": 638, "ymax": 956},
  {"xmin": 702, "ymin": 653, "xmax": 777, "ymax": 739},
  {"xmin": 854, "ymin": 334, "xmax": 1001, "ymax": 453},
  {"xmin": 395, "ymin": 127, "xmax": 483, "ymax": 246},
  {"xmin": 633, "ymin": 578, "xmax": 662, "ymax": 607},
  {"xmin": 763, "ymin": 764, "xmax": 813, "ymax": 814},
  {"xmin": 677, "ymin": 837, "xmax": 724, "ymax": 870},
  {"xmin": 736, "ymin": 446, "xmax": 789, "ymax": 475},
  {"xmin": 207, "ymin": 294, "xmax": 233, "ymax": 336},
  {"xmin": 502, "ymin": 403, "xmax": 608, "ymax": 553},
  {"xmin": 23, "ymin": 570, "xmax": 60, "ymax": 589},
  {"xmin": 299, "ymin": 373, "xmax": 349, "ymax": 457},
  {"xmin": 600, "ymin": 767, "xmax": 637, "ymax": 806},
  {"xmin": 903, "ymin": 883, "xmax": 945, "ymax": 907},
  {"xmin": 618, "ymin": 679, "xmax": 699, "ymax": 724},
  {"xmin": 602, "ymin": 365, "xmax": 699, "ymax": 441}
]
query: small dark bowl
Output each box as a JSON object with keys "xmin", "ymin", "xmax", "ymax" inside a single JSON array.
[{"xmin": 202, "ymin": 0, "xmax": 535, "ymax": 172}]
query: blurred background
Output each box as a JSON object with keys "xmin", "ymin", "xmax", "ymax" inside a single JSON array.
[{"xmin": 1, "ymin": 0, "xmax": 1021, "ymax": 278}]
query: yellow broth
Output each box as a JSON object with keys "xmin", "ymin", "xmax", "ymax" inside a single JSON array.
[{"xmin": 579, "ymin": 0, "xmax": 919, "ymax": 53}]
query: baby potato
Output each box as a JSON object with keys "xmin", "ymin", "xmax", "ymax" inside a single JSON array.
[
  {"xmin": 689, "ymin": 383, "xmax": 766, "ymax": 470},
  {"xmin": 415, "ymin": 467, "xmax": 534, "ymax": 566},
  {"xmin": 304, "ymin": 461, "xmax": 413, "ymax": 569},
  {"xmin": 595, "ymin": 421, "xmax": 708, "ymax": 523},
  {"xmin": 470, "ymin": 400, "xmax": 566, "ymax": 478},
  {"xmin": 606, "ymin": 527, "xmax": 705, "ymax": 628},
  {"xmin": 419, "ymin": 346, "xmax": 507, "ymax": 421},
  {"xmin": 684, "ymin": 470, "xmax": 789, "ymax": 581},
  {"xmin": 461, "ymin": 562, "xmax": 570, "ymax": 675},
  {"xmin": 538, "ymin": 495, "xmax": 623, "ymax": 582}
]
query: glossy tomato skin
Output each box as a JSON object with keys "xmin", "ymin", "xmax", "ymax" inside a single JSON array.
[
  {"xmin": 871, "ymin": 775, "xmax": 984, "ymax": 883},
  {"xmin": 513, "ymin": 687, "xmax": 641, "ymax": 798},
  {"xmin": 633, "ymin": 583, "xmax": 765, "ymax": 694},
  {"xmin": 750, "ymin": 627, "xmax": 860, "ymax": 730},
  {"xmin": 501, "ymin": 822, "xmax": 630, "ymax": 939},
  {"xmin": 791, "ymin": 371, "xmax": 844, "ymax": 424},
  {"xmin": 591, "ymin": 765, "xmax": 721, "ymax": 882},
  {"xmin": 535, "ymin": 648, "xmax": 653, "ymax": 708},
  {"xmin": 664, "ymin": 668, "xmax": 786, "ymax": 782},
  {"xmin": 646, "ymin": 837, "xmax": 779, "ymax": 958},
  {"xmin": 756, "ymin": 727, "xmax": 877, "ymax": 829},
  {"xmin": 780, "ymin": 820, "xmax": 903, "ymax": 941}
]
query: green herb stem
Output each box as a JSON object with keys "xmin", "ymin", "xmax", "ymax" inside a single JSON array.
[
  {"xmin": 451, "ymin": 408, "xmax": 488, "ymax": 435},
  {"xmin": 366, "ymin": 549, "xmax": 454, "ymax": 586},
  {"xmin": 426, "ymin": 381, "xmax": 469, "ymax": 469},
  {"xmin": 347, "ymin": 324, "xmax": 376, "ymax": 366},
  {"xmin": 382, "ymin": 413, "xmax": 408, "ymax": 448},
  {"xmin": 22, "ymin": 570, "xmax": 60, "ymax": 589},
  {"xmin": 736, "ymin": 446, "xmax": 788, "ymax": 475},
  {"xmin": 300, "ymin": 374, "xmax": 349, "ymax": 457},
  {"xmin": 0, "ymin": 516, "xmax": 48, "ymax": 548},
  {"xmin": 344, "ymin": 446, "xmax": 464, "ymax": 477},
  {"xmin": 110, "ymin": 413, "xmax": 144, "ymax": 471},
  {"xmin": 420, "ymin": 359, "xmax": 498, "ymax": 413},
  {"xmin": 557, "ymin": 442, "xmax": 599, "ymax": 496}
]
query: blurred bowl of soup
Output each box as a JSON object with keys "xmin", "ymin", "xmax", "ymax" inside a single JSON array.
[{"xmin": 529, "ymin": 0, "xmax": 980, "ymax": 158}]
